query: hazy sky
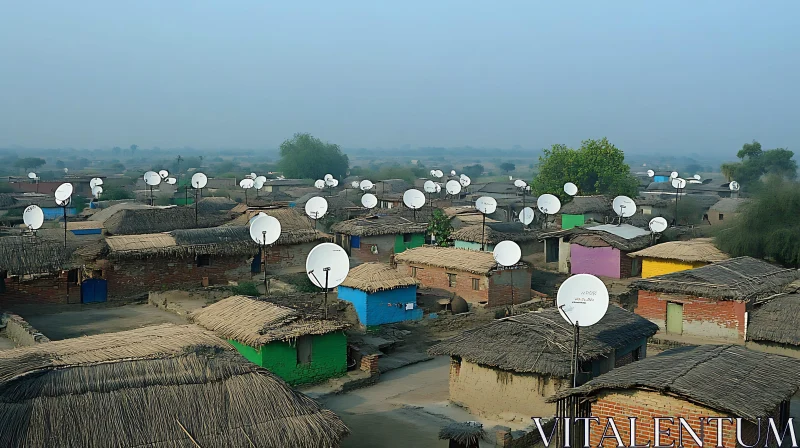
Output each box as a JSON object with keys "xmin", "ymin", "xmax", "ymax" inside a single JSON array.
[{"xmin": 1, "ymin": 1, "xmax": 798, "ymax": 153}]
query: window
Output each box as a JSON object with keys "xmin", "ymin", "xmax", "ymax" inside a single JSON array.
[
  {"xmin": 403, "ymin": 233, "xmax": 413, "ymax": 243},
  {"xmin": 472, "ymin": 278, "xmax": 480, "ymax": 290},
  {"xmin": 297, "ymin": 336, "xmax": 312, "ymax": 365},
  {"xmin": 197, "ymin": 254, "xmax": 211, "ymax": 267},
  {"xmin": 411, "ymin": 266, "xmax": 418, "ymax": 278},
  {"xmin": 351, "ymin": 235, "xmax": 360, "ymax": 249},
  {"xmin": 447, "ymin": 273, "xmax": 457, "ymax": 287},
  {"xmin": 718, "ymin": 213, "xmax": 724, "ymax": 220},
  {"xmin": 67, "ymin": 269, "xmax": 79, "ymax": 284}
]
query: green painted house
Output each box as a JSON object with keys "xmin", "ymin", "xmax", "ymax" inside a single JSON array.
[
  {"xmin": 558, "ymin": 195, "xmax": 612, "ymax": 230},
  {"xmin": 331, "ymin": 213, "xmax": 428, "ymax": 264},
  {"xmin": 190, "ymin": 295, "xmax": 350, "ymax": 386}
]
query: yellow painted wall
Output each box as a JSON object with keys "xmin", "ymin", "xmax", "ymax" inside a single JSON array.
[{"xmin": 640, "ymin": 258, "xmax": 708, "ymax": 278}]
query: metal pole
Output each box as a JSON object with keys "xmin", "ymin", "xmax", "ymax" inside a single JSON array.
[
  {"xmin": 63, "ymin": 206, "xmax": 67, "ymax": 249},
  {"xmin": 262, "ymin": 240, "xmax": 268, "ymax": 296},
  {"xmin": 323, "ymin": 268, "xmax": 330, "ymax": 319},
  {"xmin": 510, "ymin": 268, "xmax": 514, "ymax": 314},
  {"xmin": 674, "ymin": 186, "xmax": 679, "ymax": 227},
  {"xmin": 195, "ymin": 188, "xmax": 199, "ymax": 226},
  {"xmin": 481, "ymin": 213, "xmax": 486, "ymax": 251},
  {"xmin": 573, "ymin": 322, "xmax": 580, "ymax": 387}
]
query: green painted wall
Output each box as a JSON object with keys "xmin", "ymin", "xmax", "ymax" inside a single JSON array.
[
  {"xmin": 229, "ymin": 332, "xmax": 348, "ymax": 386},
  {"xmin": 394, "ymin": 232, "xmax": 425, "ymax": 254},
  {"xmin": 561, "ymin": 214, "xmax": 585, "ymax": 230}
]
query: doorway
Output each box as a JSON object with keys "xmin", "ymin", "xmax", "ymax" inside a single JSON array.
[{"xmin": 666, "ymin": 302, "xmax": 683, "ymax": 334}]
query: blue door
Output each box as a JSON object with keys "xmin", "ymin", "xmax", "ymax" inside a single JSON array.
[{"xmin": 81, "ymin": 279, "xmax": 108, "ymax": 303}]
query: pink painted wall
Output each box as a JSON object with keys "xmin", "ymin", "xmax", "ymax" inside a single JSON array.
[{"xmin": 569, "ymin": 244, "xmax": 621, "ymax": 278}]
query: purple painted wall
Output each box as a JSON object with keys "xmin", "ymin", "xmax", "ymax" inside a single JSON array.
[{"xmin": 569, "ymin": 244, "xmax": 621, "ymax": 278}]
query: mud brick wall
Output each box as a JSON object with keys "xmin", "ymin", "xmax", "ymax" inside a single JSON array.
[
  {"xmin": 635, "ymin": 290, "xmax": 746, "ymax": 342},
  {"xmin": 398, "ymin": 262, "xmax": 489, "ymax": 304},
  {"xmin": 262, "ymin": 241, "xmax": 319, "ymax": 273},
  {"xmin": 348, "ymin": 235, "xmax": 396, "ymax": 264},
  {"xmin": 0, "ymin": 313, "xmax": 50, "ymax": 346},
  {"xmin": 1, "ymin": 272, "xmax": 80, "ymax": 306},
  {"xmin": 487, "ymin": 268, "xmax": 533, "ymax": 307}
]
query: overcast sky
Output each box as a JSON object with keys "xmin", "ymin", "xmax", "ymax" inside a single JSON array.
[{"xmin": 1, "ymin": 1, "xmax": 798, "ymax": 153}]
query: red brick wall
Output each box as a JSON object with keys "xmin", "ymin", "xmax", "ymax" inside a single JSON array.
[
  {"xmin": 2, "ymin": 272, "xmax": 81, "ymax": 306},
  {"xmin": 349, "ymin": 235, "xmax": 395, "ymax": 264},
  {"xmin": 620, "ymin": 253, "xmax": 634, "ymax": 278},
  {"xmin": 399, "ymin": 262, "xmax": 489, "ymax": 303},
  {"xmin": 636, "ymin": 290, "xmax": 746, "ymax": 341},
  {"xmin": 262, "ymin": 242, "xmax": 319, "ymax": 272}
]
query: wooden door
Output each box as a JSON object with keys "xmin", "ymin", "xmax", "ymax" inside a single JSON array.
[{"xmin": 666, "ymin": 302, "xmax": 683, "ymax": 334}]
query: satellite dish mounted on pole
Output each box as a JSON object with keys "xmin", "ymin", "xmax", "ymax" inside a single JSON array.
[
  {"xmin": 249, "ymin": 214, "xmax": 281, "ymax": 295},
  {"xmin": 306, "ymin": 243, "xmax": 350, "ymax": 319}
]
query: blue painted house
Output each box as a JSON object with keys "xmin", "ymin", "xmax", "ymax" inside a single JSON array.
[{"xmin": 338, "ymin": 262, "xmax": 422, "ymax": 327}]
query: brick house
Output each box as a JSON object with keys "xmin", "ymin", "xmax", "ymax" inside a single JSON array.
[
  {"xmin": 549, "ymin": 345, "xmax": 800, "ymax": 447},
  {"xmin": 451, "ymin": 222, "xmax": 543, "ymax": 263},
  {"xmin": 746, "ymin": 292, "xmax": 800, "ymax": 358},
  {"xmin": 331, "ymin": 214, "xmax": 428, "ymax": 264},
  {"xmin": 428, "ymin": 305, "xmax": 657, "ymax": 421},
  {"xmin": 627, "ymin": 237, "xmax": 729, "ymax": 278},
  {"xmin": 546, "ymin": 224, "xmax": 652, "ymax": 279},
  {"xmin": 394, "ymin": 246, "xmax": 532, "ymax": 307},
  {"xmin": 633, "ymin": 257, "xmax": 799, "ymax": 343},
  {"xmin": 442, "ymin": 206, "xmax": 499, "ymax": 230},
  {"xmin": 90, "ymin": 204, "xmax": 229, "ymax": 235}
]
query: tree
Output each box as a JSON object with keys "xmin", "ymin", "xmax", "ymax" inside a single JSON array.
[
  {"xmin": 720, "ymin": 144, "xmax": 796, "ymax": 185},
  {"xmin": 531, "ymin": 138, "xmax": 639, "ymax": 200},
  {"xmin": 55, "ymin": 160, "xmax": 66, "ymax": 169},
  {"xmin": 112, "ymin": 146, "xmax": 122, "ymax": 155},
  {"xmin": 175, "ymin": 155, "xmax": 184, "ymax": 174},
  {"xmin": 129, "ymin": 144, "xmax": 138, "ymax": 155},
  {"xmin": 100, "ymin": 186, "xmax": 134, "ymax": 200},
  {"xmin": 427, "ymin": 210, "xmax": 453, "ymax": 246},
  {"xmin": 715, "ymin": 177, "xmax": 800, "ymax": 267},
  {"xmin": 461, "ymin": 164, "xmax": 484, "ymax": 178},
  {"xmin": 71, "ymin": 195, "xmax": 88, "ymax": 212},
  {"xmin": 499, "ymin": 162, "xmax": 516, "ymax": 173},
  {"xmin": 737, "ymin": 140, "xmax": 762, "ymax": 160},
  {"xmin": 279, "ymin": 133, "xmax": 349, "ymax": 179},
  {"xmin": 14, "ymin": 157, "xmax": 46, "ymax": 172}
]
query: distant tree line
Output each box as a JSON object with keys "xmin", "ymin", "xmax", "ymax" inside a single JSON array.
[{"xmin": 721, "ymin": 140, "xmax": 797, "ymax": 186}]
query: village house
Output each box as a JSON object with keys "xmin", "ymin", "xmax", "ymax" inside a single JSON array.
[
  {"xmin": 636, "ymin": 196, "xmax": 672, "ymax": 216},
  {"xmin": 628, "ymin": 237, "xmax": 728, "ymax": 278},
  {"xmin": 190, "ymin": 295, "xmax": 350, "ymax": 386},
  {"xmin": 558, "ymin": 195, "xmax": 612, "ymax": 229},
  {"xmin": 707, "ymin": 197, "xmax": 750, "ymax": 225},
  {"xmin": 451, "ymin": 222, "xmax": 542, "ymax": 262},
  {"xmin": 394, "ymin": 246, "xmax": 532, "ymax": 307},
  {"xmin": 294, "ymin": 191, "xmax": 361, "ymax": 224},
  {"xmin": 0, "ymin": 323, "xmax": 349, "ymax": 447},
  {"xmin": 89, "ymin": 203, "xmax": 229, "ymax": 235},
  {"xmin": 542, "ymin": 224, "xmax": 651, "ymax": 278},
  {"xmin": 549, "ymin": 345, "xmax": 800, "ymax": 447},
  {"xmin": 442, "ymin": 206, "xmax": 499, "ymax": 230},
  {"xmin": 338, "ymin": 262, "xmax": 422, "ymax": 327},
  {"xmin": 633, "ymin": 256, "xmax": 799, "ymax": 343},
  {"xmin": 331, "ymin": 214, "xmax": 428, "ymax": 263},
  {"xmin": 428, "ymin": 306, "xmax": 658, "ymax": 421},
  {"xmin": 259, "ymin": 178, "xmax": 308, "ymax": 193},
  {"xmin": 746, "ymin": 291, "xmax": 800, "ymax": 358}
]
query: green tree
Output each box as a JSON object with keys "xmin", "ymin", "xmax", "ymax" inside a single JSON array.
[
  {"xmin": 499, "ymin": 162, "xmax": 516, "ymax": 173},
  {"xmin": 427, "ymin": 210, "xmax": 453, "ymax": 246},
  {"xmin": 71, "ymin": 195, "xmax": 88, "ymax": 212},
  {"xmin": 531, "ymin": 138, "xmax": 639, "ymax": 200},
  {"xmin": 14, "ymin": 157, "xmax": 46, "ymax": 172},
  {"xmin": 129, "ymin": 144, "xmax": 139, "ymax": 155},
  {"xmin": 279, "ymin": 133, "xmax": 349, "ymax": 179},
  {"xmin": 55, "ymin": 160, "xmax": 66, "ymax": 169},
  {"xmin": 737, "ymin": 140, "xmax": 762, "ymax": 160},
  {"xmin": 720, "ymin": 144, "xmax": 796, "ymax": 185},
  {"xmin": 461, "ymin": 164, "xmax": 484, "ymax": 178},
  {"xmin": 101, "ymin": 186, "xmax": 134, "ymax": 200},
  {"xmin": 112, "ymin": 146, "xmax": 122, "ymax": 155}
]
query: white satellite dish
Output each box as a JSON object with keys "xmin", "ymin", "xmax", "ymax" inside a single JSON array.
[
  {"xmin": 249, "ymin": 212, "xmax": 267, "ymax": 225},
  {"xmin": 305, "ymin": 196, "xmax": 329, "ymax": 219},
  {"xmin": 509, "ymin": 175, "xmax": 513, "ymax": 181},
  {"xmin": 649, "ymin": 217, "xmax": 668, "ymax": 233},
  {"xmin": 27, "ymin": 172, "xmax": 36, "ymax": 179},
  {"xmin": 556, "ymin": 274, "xmax": 609, "ymax": 327},
  {"xmin": 158, "ymin": 170, "xmax": 169, "ymax": 179},
  {"xmin": 54, "ymin": 183, "xmax": 74, "ymax": 202},
  {"xmin": 433, "ymin": 170, "xmax": 444, "ymax": 178},
  {"xmin": 144, "ymin": 171, "xmax": 161, "ymax": 186},
  {"xmin": 729, "ymin": 181, "xmax": 740, "ymax": 191},
  {"xmin": 90, "ymin": 177, "xmax": 103, "ymax": 188},
  {"xmin": 361, "ymin": 193, "xmax": 378, "ymax": 209},
  {"xmin": 513, "ymin": 179, "xmax": 526, "ymax": 188},
  {"xmin": 191, "ymin": 173, "xmax": 208, "ymax": 189},
  {"xmin": 324, "ymin": 174, "xmax": 333, "ymax": 181},
  {"xmin": 693, "ymin": 174, "xmax": 702, "ymax": 180},
  {"xmin": 91, "ymin": 185, "xmax": 103, "ymax": 197},
  {"xmin": 475, "ymin": 196, "xmax": 497, "ymax": 214},
  {"xmin": 612, "ymin": 196, "xmax": 637, "ymax": 218},
  {"xmin": 55, "ymin": 197, "xmax": 71, "ymax": 207},
  {"xmin": 360, "ymin": 180, "xmax": 374, "ymax": 191},
  {"xmin": 314, "ymin": 179, "xmax": 325, "ymax": 189},
  {"xmin": 670, "ymin": 171, "xmax": 679, "ymax": 179},
  {"xmin": 306, "ymin": 243, "xmax": 350, "ymax": 289},
  {"xmin": 254, "ymin": 179, "xmax": 265, "ymax": 190},
  {"xmin": 537, "ymin": 194, "xmax": 561, "ymax": 215},
  {"xmin": 564, "ymin": 182, "xmax": 578, "ymax": 196},
  {"xmin": 459, "ymin": 176, "xmax": 471, "ymax": 187},
  {"xmin": 63, "ymin": 168, "xmax": 68, "ymax": 173},
  {"xmin": 646, "ymin": 169, "xmax": 655, "ymax": 178},
  {"xmin": 325, "ymin": 177, "xmax": 336, "ymax": 187},
  {"xmin": 434, "ymin": 184, "xmax": 441, "ymax": 193},
  {"xmin": 166, "ymin": 177, "xmax": 177, "ymax": 185},
  {"xmin": 249, "ymin": 172, "xmax": 257, "ymax": 179},
  {"xmin": 331, "ymin": 178, "xmax": 339, "ymax": 187},
  {"xmin": 450, "ymin": 170, "xmax": 456, "ymax": 176},
  {"xmin": 351, "ymin": 180, "xmax": 360, "ymax": 188},
  {"xmin": 671, "ymin": 177, "xmax": 687, "ymax": 189},
  {"xmin": 445, "ymin": 180, "xmax": 462, "ymax": 195},
  {"xmin": 256, "ymin": 176, "xmax": 267, "ymax": 184},
  {"xmin": 23, "ymin": 205, "xmax": 44, "ymax": 230},
  {"xmin": 249, "ymin": 214, "xmax": 282, "ymax": 246},
  {"xmin": 429, "ymin": 170, "xmax": 436, "ymax": 176},
  {"xmin": 239, "ymin": 178, "xmax": 255, "ymax": 189},
  {"xmin": 519, "ymin": 207, "xmax": 535, "ymax": 225},
  {"xmin": 493, "ymin": 240, "xmax": 522, "ymax": 267},
  {"xmin": 423, "ymin": 180, "xmax": 437, "ymax": 193},
  {"xmin": 403, "ymin": 189, "xmax": 426, "ymax": 209}
]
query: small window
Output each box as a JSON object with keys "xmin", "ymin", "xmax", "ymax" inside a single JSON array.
[
  {"xmin": 447, "ymin": 273, "xmax": 457, "ymax": 287},
  {"xmin": 297, "ymin": 336, "xmax": 312, "ymax": 365},
  {"xmin": 403, "ymin": 233, "xmax": 413, "ymax": 243},
  {"xmin": 411, "ymin": 266, "xmax": 418, "ymax": 278},
  {"xmin": 197, "ymin": 254, "xmax": 211, "ymax": 267},
  {"xmin": 67, "ymin": 269, "xmax": 79, "ymax": 284},
  {"xmin": 472, "ymin": 278, "xmax": 480, "ymax": 290},
  {"xmin": 718, "ymin": 213, "xmax": 724, "ymax": 220}
]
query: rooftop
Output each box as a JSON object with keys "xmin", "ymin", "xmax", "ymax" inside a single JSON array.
[
  {"xmin": 628, "ymin": 238, "xmax": 729, "ymax": 263},
  {"xmin": 331, "ymin": 214, "xmax": 428, "ymax": 237},
  {"xmin": 340, "ymin": 262, "xmax": 418, "ymax": 293},
  {"xmin": 747, "ymin": 293, "xmax": 800, "ymax": 347},
  {"xmin": 394, "ymin": 246, "xmax": 520, "ymax": 275}
]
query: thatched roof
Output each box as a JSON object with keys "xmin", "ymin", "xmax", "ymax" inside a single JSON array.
[
  {"xmin": 0, "ymin": 323, "xmax": 349, "ymax": 447},
  {"xmin": 439, "ymin": 422, "xmax": 487, "ymax": 444},
  {"xmin": 0, "ymin": 194, "xmax": 17, "ymax": 209},
  {"xmin": 559, "ymin": 224, "xmax": 652, "ymax": 252},
  {"xmin": 394, "ymin": 246, "xmax": 505, "ymax": 275},
  {"xmin": 628, "ymin": 238, "xmax": 729, "ymax": 263},
  {"xmin": 451, "ymin": 222, "xmax": 540, "ymax": 244},
  {"xmin": 340, "ymin": 262, "xmax": 418, "ymax": 293},
  {"xmin": 429, "ymin": 305, "xmax": 658, "ymax": 376},
  {"xmin": 0, "ymin": 235, "xmax": 74, "ymax": 275},
  {"xmin": 190, "ymin": 295, "xmax": 349, "ymax": 348},
  {"xmin": 63, "ymin": 220, "xmax": 104, "ymax": 230},
  {"xmin": 331, "ymin": 214, "xmax": 428, "ymax": 237},
  {"xmin": 633, "ymin": 256, "xmax": 799, "ymax": 301},
  {"xmin": 87, "ymin": 202, "xmax": 153, "ymax": 223},
  {"xmin": 747, "ymin": 294, "xmax": 800, "ymax": 346},
  {"xmin": 709, "ymin": 197, "xmax": 750, "ymax": 213},
  {"xmin": 560, "ymin": 195, "xmax": 611, "ymax": 215},
  {"xmin": 195, "ymin": 196, "xmax": 237, "ymax": 212},
  {"xmin": 100, "ymin": 206, "xmax": 229, "ymax": 235},
  {"xmin": 548, "ymin": 345, "xmax": 800, "ymax": 423}
]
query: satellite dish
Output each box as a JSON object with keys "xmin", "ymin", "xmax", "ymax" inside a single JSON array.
[
  {"xmin": 249, "ymin": 212, "xmax": 267, "ymax": 225},
  {"xmin": 475, "ymin": 196, "xmax": 497, "ymax": 214},
  {"xmin": 450, "ymin": 170, "xmax": 456, "ymax": 176},
  {"xmin": 612, "ymin": 196, "xmax": 637, "ymax": 218},
  {"xmin": 556, "ymin": 274, "xmax": 609, "ymax": 327},
  {"xmin": 91, "ymin": 185, "xmax": 103, "ymax": 197},
  {"xmin": 305, "ymin": 196, "xmax": 329, "ymax": 219},
  {"xmin": 191, "ymin": 173, "xmax": 208, "ymax": 189},
  {"xmin": 493, "ymin": 240, "xmax": 522, "ymax": 267},
  {"xmin": 433, "ymin": 170, "xmax": 444, "ymax": 178},
  {"xmin": 537, "ymin": 194, "xmax": 561, "ymax": 215},
  {"xmin": 23, "ymin": 205, "xmax": 44, "ymax": 230},
  {"xmin": 144, "ymin": 171, "xmax": 161, "ymax": 186},
  {"xmin": 509, "ymin": 175, "xmax": 513, "ymax": 181},
  {"xmin": 359, "ymin": 180, "xmax": 374, "ymax": 191},
  {"xmin": 325, "ymin": 177, "xmax": 336, "ymax": 187},
  {"xmin": 331, "ymin": 178, "xmax": 339, "ymax": 187},
  {"xmin": 670, "ymin": 177, "xmax": 687, "ymax": 189},
  {"xmin": 434, "ymin": 184, "xmax": 442, "ymax": 193},
  {"xmin": 254, "ymin": 179, "xmax": 265, "ymax": 190},
  {"xmin": 519, "ymin": 207, "xmax": 535, "ymax": 225},
  {"xmin": 256, "ymin": 176, "xmax": 267, "ymax": 184},
  {"xmin": 429, "ymin": 170, "xmax": 436, "ymax": 177},
  {"xmin": 63, "ymin": 168, "xmax": 68, "ymax": 173},
  {"xmin": 693, "ymin": 174, "xmax": 702, "ymax": 180},
  {"xmin": 249, "ymin": 214, "xmax": 282, "ymax": 246},
  {"xmin": 670, "ymin": 171, "xmax": 679, "ymax": 179},
  {"xmin": 324, "ymin": 174, "xmax": 333, "ymax": 181},
  {"xmin": 646, "ymin": 169, "xmax": 655, "ymax": 177},
  {"xmin": 54, "ymin": 183, "xmax": 74, "ymax": 202},
  {"xmin": 564, "ymin": 182, "xmax": 578, "ymax": 196},
  {"xmin": 445, "ymin": 180, "xmax": 462, "ymax": 195},
  {"xmin": 403, "ymin": 189, "xmax": 426, "ymax": 209},
  {"xmin": 361, "ymin": 193, "xmax": 378, "ymax": 209},
  {"xmin": 729, "ymin": 181, "xmax": 740, "ymax": 191},
  {"xmin": 649, "ymin": 217, "xmax": 668, "ymax": 233},
  {"xmin": 314, "ymin": 180, "xmax": 325, "ymax": 189},
  {"xmin": 90, "ymin": 177, "xmax": 103, "ymax": 188},
  {"xmin": 513, "ymin": 179, "xmax": 526, "ymax": 188},
  {"xmin": 55, "ymin": 197, "xmax": 71, "ymax": 207},
  {"xmin": 249, "ymin": 172, "xmax": 257, "ymax": 179},
  {"xmin": 306, "ymin": 243, "xmax": 350, "ymax": 289},
  {"xmin": 27, "ymin": 172, "xmax": 36, "ymax": 179},
  {"xmin": 459, "ymin": 176, "xmax": 471, "ymax": 187},
  {"xmin": 239, "ymin": 178, "xmax": 255, "ymax": 189},
  {"xmin": 423, "ymin": 180, "xmax": 437, "ymax": 193},
  {"xmin": 351, "ymin": 181, "xmax": 360, "ymax": 188},
  {"xmin": 158, "ymin": 170, "xmax": 169, "ymax": 179}
]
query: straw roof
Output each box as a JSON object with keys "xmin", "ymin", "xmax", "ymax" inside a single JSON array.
[
  {"xmin": 195, "ymin": 196, "xmax": 237, "ymax": 212},
  {"xmin": 632, "ymin": 256, "xmax": 799, "ymax": 301},
  {"xmin": 63, "ymin": 220, "xmax": 104, "ymax": 230},
  {"xmin": 0, "ymin": 235, "xmax": 74, "ymax": 275},
  {"xmin": 331, "ymin": 215, "xmax": 428, "ymax": 237},
  {"xmin": 0, "ymin": 323, "xmax": 349, "ymax": 447},
  {"xmin": 560, "ymin": 195, "xmax": 611, "ymax": 215},
  {"xmin": 451, "ymin": 222, "xmax": 540, "ymax": 244},
  {"xmin": 628, "ymin": 238, "xmax": 729, "ymax": 263},
  {"xmin": 747, "ymin": 294, "xmax": 800, "ymax": 346},
  {"xmin": 340, "ymin": 262, "xmax": 418, "ymax": 293},
  {"xmin": 87, "ymin": 202, "xmax": 153, "ymax": 223},
  {"xmin": 190, "ymin": 295, "xmax": 349, "ymax": 348},
  {"xmin": 709, "ymin": 197, "xmax": 750, "ymax": 213},
  {"xmin": 394, "ymin": 246, "xmax": 503, "ymax": 275},
  {"xmin": 101, "ymin": 207, "xmax": 229, "ymax": 235},
  {"xmin": 439, "ymin": 423, "xmax": 487, "ymax": 445},
  {"xmin": 429, "ymin": 305, "xmax": 658, "ymax": 376},
  {"xmin": 544, "ymin": 224, "xmax": 652, "ymax": 252},
  {"xmin": 549, "ymin": 345, "xmax": 800, "ymax": 423}
]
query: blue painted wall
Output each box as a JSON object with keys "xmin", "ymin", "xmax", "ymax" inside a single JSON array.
[
  {"xmin": 42, "ymin": 207, "xmax": 77, "ymax": 220},
  {"xmin": 653, "ymin": 175, "xmax": 670, "ymax": 183},
  {"xmin": 338, "ymin": 285, "xmax": 422, "ymax": 326},
  {"xmin": 71, "ymin": 228, "xmax": 102, "ymax": 235}
]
